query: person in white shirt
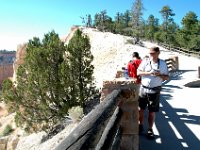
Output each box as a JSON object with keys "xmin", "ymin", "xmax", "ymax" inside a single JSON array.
[{"xmin": 137, "ymin": 46, "xmax": 169, "ymax": 139}]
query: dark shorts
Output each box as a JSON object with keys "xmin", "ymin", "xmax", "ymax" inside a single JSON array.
[{"xmin": 138, "ymin": 85, "xmax": 161, "ymax": 112}]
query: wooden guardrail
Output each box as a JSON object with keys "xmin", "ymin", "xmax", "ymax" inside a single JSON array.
[
  {"xmin": 55, "ymin": 80, "xmax": 139, "ymax": 150},
  {"xmin": 55, "ymin": 90, "xmax": 122, "ymax": 150},
  {"xmin": 164, "ymin": 56, "xmax": 179, "ymax": 72},
  {"xmin": 160, "ymin": 43, "xmax": 200, "ymax": 77},
  {"xmin": 159, "ymin": 43, "xmax": 200, "ymax": 58},
  {"xmin": 198, "ymin": 66, "xmax": 200, "ymax": 78}
]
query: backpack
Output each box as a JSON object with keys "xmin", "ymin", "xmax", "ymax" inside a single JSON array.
[{"xmin": 132, "ymin": 61, "xmax": 141, "ymax": 83}]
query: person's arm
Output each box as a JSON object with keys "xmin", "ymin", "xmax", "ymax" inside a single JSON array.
[
  {"xmin": 138, "ymin": 69, "xmax": 169, "ymax": 81},
  {"xmin": 158, "ymin": 74, "xmax": 169, "ymax": 81},
  {"xmin": 158, "ymin": 60, "xmax": 169, "ymax": 81},
  {"xmin": 137, "ymin": 69, "xmax": 152, "ymax": 76}
]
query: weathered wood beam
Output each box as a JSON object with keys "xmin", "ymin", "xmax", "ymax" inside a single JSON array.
[{"xmin": 55, "ymin": 89, "xmax": 121, "ymax": 150}]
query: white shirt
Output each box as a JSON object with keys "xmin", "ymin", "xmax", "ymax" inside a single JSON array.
[{"xmin": 138, "ymin": 58, "xmax": 169, "ymax": 88}]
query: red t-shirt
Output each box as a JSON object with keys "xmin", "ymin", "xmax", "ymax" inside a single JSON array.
[{"xmin": 127, "ymin": 59, "xmax": 142, "ymax": 83}]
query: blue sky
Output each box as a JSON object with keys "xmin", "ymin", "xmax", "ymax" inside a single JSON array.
[{"xmin": 0, "ymin": 0, "xmax": 199, "ymax": 50}]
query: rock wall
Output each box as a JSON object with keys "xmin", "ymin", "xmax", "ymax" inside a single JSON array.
[
  {"xmin": 13, "ymin": 44, "xmax": 27, "ymax": 82},
  {"xmin": 62, "ymin": 25, "xmax": 79, "ymax": 44},
  {"xmin": 0, "ymin": 135, "xmax": 19, "ymax": 150},
  {"xmin": 0, "ymin": 52, "xmax": 16, "ymax": 87}
]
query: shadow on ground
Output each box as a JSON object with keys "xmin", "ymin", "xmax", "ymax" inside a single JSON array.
[
  {"xmin": 184, "ymin": 80, "xmax": 200, "ymax": 88},
  {"xmin": 139, "ymin": 69, "xmax": 200, "ymax": 150}
]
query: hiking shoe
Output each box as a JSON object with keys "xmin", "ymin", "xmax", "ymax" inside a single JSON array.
[
  {"xmin": 147, "ymin": 129, "xmax": 154, "ymax": 139},
  {"xmin": 139, "ymin": 124, "xmax": 144, "ymax": 134}
]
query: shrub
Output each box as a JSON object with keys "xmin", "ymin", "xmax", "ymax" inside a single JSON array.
[
  {"xmin": 126, "ymin": 39, "xmax": 135, "ymax": 44},
  {"xmin": 2, "ymin": 124, "xmax": 13, "ymax": 136},
  {"xmin": 68, "ymin": 106, "xmax": 84, "ymax": 122}
]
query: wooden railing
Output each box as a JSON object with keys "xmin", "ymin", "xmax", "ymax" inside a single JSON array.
[
  {"xmin": 164, "ymin": 56, "xmax": 179, "ymax": 72},
  {"xmin": 55, "ymin": 90, "xmax": 123, "ymax": 150},
  {"xmin": 161, "ymin": 44, "xmax": 200, "ymax": 77},
  {"xmin": 55, "ymin": 80, "xmax": 139, "ymax": 150},
  {"xmin": 159, "ymin": 43, "xmax": 200, "ymax": 59}
]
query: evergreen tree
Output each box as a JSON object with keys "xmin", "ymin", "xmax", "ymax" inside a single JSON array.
[
  {"xmin": 114, "ymin": 12, "xmax": 124, "ymax": 34},
  {"xmin": 1, "ymin": 31, "xmax": 73, "ymax": 132},
  {"xmin": 131, "ymin": 0, "xmax": 144, "ymax": 43},
  {"xmin": 67, "ymin": 29, "xmax": 97, "ymax": 108},
  {"xmin": 115, "ymin": 12, "xmax": 121, "ymax": 24},
  {"xmin": 1, "ymin": 79, "xmax": 16, "ymax": 112},
  {"xmin": 124, "ymin": 10, "xmax": 131, "ymax": 28},
  {"xmin": 86, "ymin": 14, "xmax": 92, "ymax": 27},
  {"xmin": 145, "ymin": 15, "xmax": 159, "ymax": 42},
  {"xmin": 159, "ymin": 5, "xmax": 175, "ymax": 44},
  {"xmin": 94, "ymin": 13, "xmax": 101, "ymax": 28},
  {"xmin": 182, "ymin": 11, "xmax": 199, "ymax": 31},
  {"xmin": 94, "ymin": 10, "xmax": 107, "ymax": 31},
  {"xmin": 176, "ymin": 11, "xmax": 200, "ymax": 50},
  {"xmin": 93, "ymin": 10, "xmax": 113, "ymax": 32},
  {"xmin": 167, "ymin": 22, "xmax": 179, "ymax": 46},
  {"xmin": 154, "ymin": 31, "xmax": 164, "ymax": 43},
  {"xmin": 122, "ymin": 10, "xmax": 133, "ymax": 36}
]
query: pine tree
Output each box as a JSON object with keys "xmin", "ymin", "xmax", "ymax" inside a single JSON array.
[
  {"xmin": 67, "ymin": 29, "xmax": 97, "ymax": 108},
  {"xmin": 114, "ymin": 12, "xmax": 124, "ymax": 34},
  {"xmin": 86, "ymin": 14, "xmax": 92, "ymax": 27},
  {"xmin": 145, "ymin": 15, "xmax": 159, "ymax": 42},
  {"xmin": 159, "ymin": 5, "xmax": 175, "ymax": 44},
  {"xmin": 176, "ymin": 11, "xmax": 200, "ymax": 50},
  {"xmin": 1, "ymin": 31, "xmax": 73, "ymax": 132},
  {"xmin": 124, "ymin": 10, "xmax": 131, "ymax": 28},
  {"xmin": 131, "ymin": 0, "xmax": 144, "ymax": 43}
]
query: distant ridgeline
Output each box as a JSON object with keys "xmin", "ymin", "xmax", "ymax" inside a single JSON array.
[{"xmin": 0, "ymin": 50, "xmax": 16, "ymax": 87}]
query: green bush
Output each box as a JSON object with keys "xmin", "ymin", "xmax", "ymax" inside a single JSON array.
[
  {"xmin": 68, "ymin": 106, "xmax": 84, "ymax": 122},
  {"xmin": 126, "ymin": 39, "xmax": 134, "ymax": 45},
  {"xmin": 2, "ymin": 124, "xmax": 13, "ymax": 136}
]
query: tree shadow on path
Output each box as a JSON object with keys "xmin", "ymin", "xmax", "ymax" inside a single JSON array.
[{"xmin": 139, "ymin": 69, "xmax": 200, "ymax": 150}]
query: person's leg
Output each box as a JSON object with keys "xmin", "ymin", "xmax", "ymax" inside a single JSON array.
[
  {"xmin": 146, "ymin": 111, "xmax": 155, "ymax": 139},
  {"xmin": 139, "ymin": 109, "xmax": 145, "ymax": 125},
  {"xmin": 138, "ymin": 86, "xmax": 147, "ymax": 133},
  {"xmin": 139, "ymin": 108, "xmax": 144, "ymax": 133},
  {"xmin": 138, "ymin": 97, "xmax": 146, "ymax": 133},
  {"xmin": 146, "ymin": 91, "xmax": 160, "ymax": 139},
  {"xmin": 148, "ymin": 111, "xmax": 155, "ymax": 129}
]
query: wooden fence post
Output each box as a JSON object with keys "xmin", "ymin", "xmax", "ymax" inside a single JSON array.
[{"xmin": 173, "ymin": 56, "xmax": 179, "ymax": 70}]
